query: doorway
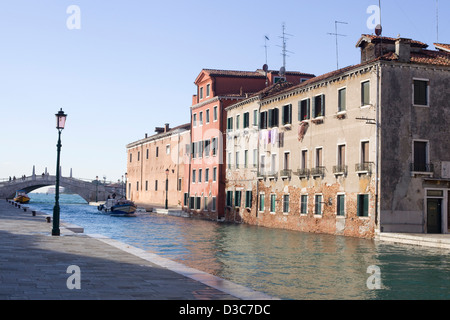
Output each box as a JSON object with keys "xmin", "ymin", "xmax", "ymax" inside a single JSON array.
[{"xmin": 427, "ymin": 198, "xmax": 442, "ymax": 233}]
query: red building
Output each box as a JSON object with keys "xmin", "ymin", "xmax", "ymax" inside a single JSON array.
[{"xmin": 183, "ymin": 68, "xmax": 314, "ymax": 219}]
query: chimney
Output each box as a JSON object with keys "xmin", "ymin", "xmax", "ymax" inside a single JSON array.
[
  {"xmin": 145, "ymin": 133, "xmax": 148, "ymax": 138},
  {"xmin": 164, "ymin": 123, "xmax": 170, "ymax": 132},
  {"xmin": 395, "ymin": 38, "xmax": 411, "ymax": 62}
]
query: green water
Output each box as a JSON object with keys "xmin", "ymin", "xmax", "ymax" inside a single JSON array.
[{"xmin": 27, "ymin": 193, "xmax": 450, "ymax": 300}]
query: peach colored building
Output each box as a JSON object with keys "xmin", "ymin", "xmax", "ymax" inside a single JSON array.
[
  {"xmin": 126, "ymin": 123, "xmax": 190, "ymax": 210},
  {"xmin": 183, "ymin": 69, "xmax": 314, "ymax": 220}
]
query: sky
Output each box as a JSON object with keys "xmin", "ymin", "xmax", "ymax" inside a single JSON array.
[{"xmin": 0, "ymin": 0, "xmax": 448, "ymax": 184}]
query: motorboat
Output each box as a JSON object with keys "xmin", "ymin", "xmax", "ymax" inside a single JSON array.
[
  {"xmin": 98, "ymin": 198, "xmax": 137, "ymax": 217},
  {"xmin": 14, "ymin": 190, "xmax": 30, "ymax": 204}
]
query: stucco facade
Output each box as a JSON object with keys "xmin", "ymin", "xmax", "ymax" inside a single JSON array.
[
  {"xmin": 225, "ymin": 34, "xmax": 450, "ymax": 238},
  {"xmin": 126, "ymin": 123, "xmax": 190, "ymax": 210}
]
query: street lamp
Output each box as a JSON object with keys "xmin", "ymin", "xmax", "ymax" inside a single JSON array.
[
  {"xmin": 165, "ymin": 168, "xmax": 169, "ymax": 209},
  {"xmin": 52, "ymin": 108, "xmax": 67, "ymax": 236}
]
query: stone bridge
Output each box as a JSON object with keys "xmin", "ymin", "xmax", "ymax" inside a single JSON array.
[{"xmin": 0, "ymin": 175, "xmax": 124, "ymax": 202}]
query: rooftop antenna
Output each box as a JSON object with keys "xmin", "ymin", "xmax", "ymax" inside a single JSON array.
[
  {"xmin": 327, "ymin": 20, "xmax": 348, "ymax": 69},
  {"xmin": 436, "ymin": 0, "xmax": 439, "ymax": 42},
  {"xmin": 264, "ymin": 35, "xmax": 270, "ymax": 65},
  {"xmin": 278, "ymin": 23, "xmax": 294, "ymax": 72}
]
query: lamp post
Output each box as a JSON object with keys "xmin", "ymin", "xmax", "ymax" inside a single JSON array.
[
  {"xmin": 52, "ymin": 108, "xmax": 67, "ymax": 236},
  {"xmin": 165, "ymin": 168, "xmax": 169, "ymax": 209},
  {"xmin": 124, "ymin": 173, "xmax": 127, "ymax": 199}
]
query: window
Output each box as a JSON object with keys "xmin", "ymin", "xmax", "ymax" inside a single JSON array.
[
  {"xmin": 282, "ymin": 104, "xmax": 292, "ymax": 125},
  {"xmin": 136, "ymin": 181, "xmax": 139, "ymax": 191},
  {"xmin": 413, "ymin": 140, "xmax": 431, "ymax": 172},
  {"xmin": 155, "ymin": 180, "xmax": 158, "ymax": 191},
  {"xmin": 213, "ymin": 106, "xmax": 218, "ymax": 121},
  {"xmin": 198, "ymin": 169, "xmax": 202, "ymax": 183},
  {"xmin": 145, "ymin": 180, "xmax": 148, "ymax": 191},
  {"xmin": 129, "ymin": 153, "xmax": 132, "ymax": 162},
  {"xmin": 284, "ymin": 152, "xmax": 290, "ymax": 170},
  {"xmin": 146, "ymin": 148, "xmax": 149, "ymax": 159},
  {"xmin": 313, "ymin": 94, "xmax": 325, "ymax": 117},
  {"xmin": 206, "ymin": 84, "xmax": 210, "ymax": 97},
  {"xmin": 199, "ymin": 87, "xmax": 203, "ymax": 100},
  {"xmin": 199, "ymin": 111, "xmax": 203, "ymax": 126},
  {"xmin": 259, "ymin": 193, "xmax": 265, "ymax": 212},
  {"xmin": 270, "ymin": 194, "xmax": 276, "ymax": 212},
  {"xmin": 206, "ymin": 109, "xmax": 210, "ymax": 123},
  {"xmin": 260, "ymin": 155, "xmax": 266, "ymax": 173},
  {"xmin": 213, "ymin": 167, "xmax": 217, "ymax": 182},
  {"xmin": 271, "ymin": 153, "xmax": 277, "ymax": 174},
  {"xmin": 268, "ymin": 108, "xmax": 279, "ymax": 127},
  {"xmin": 226, "ymin": 191, "xmax": 233, "ymax": 207},
  {"xmin": 195, "ymin": 197, "xmax": 201, "ymax": 210},
  {"xmin": 361, "ymin": 141, "xmax": 369, "ymax": 164},
  {"xmin": 243, "ymin": 112, "xmax": 250, "ymax": 128},
  {"xmin": 234, "ymin": 190, "xmax": 242, "ymax": 207},
  {"xmin": 184, "ymin": 193, "xmax": 189, "ymax": 206},
  {"xmin": 189, "ymin": 197, "xmax": 194, "ymax": 209},
  {"xmin": 300, "ymin": 195, "xmax": 308, "ymax": 214},
  {"xmin": 245, "ymin": 191, "xmax": 252, "ymax": 208},
  {"xmin": 413, "ymin": 79, "xmax": 429, "ymax": 106},
  {"xmin": 178, "ymin": 178, "xmax": 182, "ymax": 191},
  {"xmin": 137, "ymin": 151, "xmax": 140, "ymax": 161},
  {"xmin": 244, "ymin": 150, "xmax": 248, "ymax": 168},
  {"xmin": 315, "ymin": 195, "xmax": 323, "ymax": 215},
  {"xmin": 301, "ymin": 150, "xmax": 308, "ymax": 170},
  {"xmin": 166, "ymin": 144, "xmax": 170, "ymax": 155},
  {"xmin": 259, "ymin": 111, "xmax": 268, "ymax": 129},
  {"xmin": 156, "ymin": 146, "xmax": 159, "ymax": 157},
  {"xmin": 192, "ymin": 170, "xmax": 196, "ymax": 183},
  {"xmin": 361, "ymin": 81, "xmax": 370, "ymax": 106},
  {"xmin": 204, "ymin": 140, "xmax": 210, "ymax": 157},
  {"xmin": 193, "ymin": 113, "xmax": 197, "ymax": 127},
  {"xmin": 236, "ymin": 114, "xmax": 240, "ymax": 130},
  {"xmin": 211, "ymin": 197, "xmax": 217, "ymax": 211},
  {"xmin": 205, "ymin": 168, "xmax": 209, "ymax": 182},
  {"xmin": 211, "ymin": 137, "xmax": 217, "ymax": 156},
  {"xmin": 204, "ymin": 196, "xmax": 209, "ymax": 210},
  {"xmin": 283, "ymin": 195, "xmax": 289, "ymax": 213},
  {"xmin": 235, "ymin": 151, "xmax": 240, "ymax": 168},
  {"xmin": 316, "ymin": 148, "xmax": 323, "ymax": 168},
  {"xmin": 227, "ymin": 117, "xmax": 233, "ymax": 131},
  {"xmin": 253, "ymin": 149, "xmax": 257, "ymax": 168},
  {"xmin": 337, "ymin": 194, "xmax": 345, "ymax": 216},
  {"xmin": 253, "ymin": 109, "xmax": 258, "ymax": 126},
  {"xmin": 357, "ymin": 194, "xmax": 369, "ymax": 217},
  {"xmin": 338, "ymin": 88, "xmax": 346, "ymax": 112},
  {"xmin": 299, "ymin": 99, "xmax": 310, "ymax": 121},
  {"xmin": 337, "ymin": 144, "xmax": 346, "ymax": 170}
]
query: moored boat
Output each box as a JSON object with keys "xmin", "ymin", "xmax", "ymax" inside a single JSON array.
[
  {"xmin": 14, "ymin": 190, "xmax": 30, "ymax": 204},
  {"xmin": 98, "ymin": 198, "xmax": 137, "ymax": 217}
]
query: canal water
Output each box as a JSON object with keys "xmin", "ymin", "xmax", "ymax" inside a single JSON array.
[{"xmin": 27, "ymin": 193, "xmax": 449, "ymax": 300}]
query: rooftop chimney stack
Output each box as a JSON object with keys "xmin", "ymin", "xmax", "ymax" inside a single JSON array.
[
  {"xmin": 164, "ymin": 123, "xmax": 170, "ymax": 132},
  {"xmin": 395, "ymin": 38, "xmax": 411, "ymax": 62}
]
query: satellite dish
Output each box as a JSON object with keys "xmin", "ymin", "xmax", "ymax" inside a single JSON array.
[
  {"xmin": 280, "ymin": 66, "xmax": 286, "ymax": 76},
  {"xmin": 375, "ymin": 24, "xmax": 382, "ymax": 36},
  {"xmin": 263, "ymin": 64, "xmax": 268, "ymax": 72}
]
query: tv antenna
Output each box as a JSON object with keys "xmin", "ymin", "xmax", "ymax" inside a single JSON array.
[
  {"xmin": 436, "ymin": 0, "xmax": 439, "ymax": 42},
  {"xmin": 277, "ymin": 23, "xmax": 294, "ymax": 71},
  {"xmin": 263, "ymin": 35, "xmax": 270, "ymax": 65},
  {"xmin": 327, "ymin": 20, "xmax": 348, "ymax": 69}
]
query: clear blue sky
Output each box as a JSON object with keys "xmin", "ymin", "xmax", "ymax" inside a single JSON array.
[{"xmin": 0, "ymin": 0, "xmax": 448, "ymax": 183}]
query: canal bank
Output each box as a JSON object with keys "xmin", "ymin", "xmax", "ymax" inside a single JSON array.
[{"xmin": 0, "ymin": 199, "xmax": 275, "ymax": 300}]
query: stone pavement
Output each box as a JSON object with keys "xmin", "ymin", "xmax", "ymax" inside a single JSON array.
[{"xmin": 0, "ymin": 200, "xmax": 276, "ymax": 300}]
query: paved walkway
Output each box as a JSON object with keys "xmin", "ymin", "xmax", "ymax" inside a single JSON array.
[{"xmin": 0, "ymin": 200, "xmax": 276, "ymax": 300}]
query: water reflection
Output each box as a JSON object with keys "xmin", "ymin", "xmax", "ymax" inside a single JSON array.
[{"xmin": 27, "ymin": 193, "xmax": 450, "ymax": 300}]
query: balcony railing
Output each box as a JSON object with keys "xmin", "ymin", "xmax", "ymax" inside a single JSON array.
[
  {"xmin": 410, "ymin": 162, "xmax": 434, "ymax": 173},
  {"xmin": 280, "ymin": 169, "xmax": 292, "ymax": 179},
  {"xmin": 355, "ymin": 162, "xmax": 373, "ymax": 174},
  {"xmin": 310, "ymin": 166, "xmax": 325, "ymax": 178},
  {"xmin": 333, "ymin": 165, "xmax": 348, "ymax": 175},
  {"xmin": 295, "ymin": 168, "xmax": 310, "ymax": 178}
]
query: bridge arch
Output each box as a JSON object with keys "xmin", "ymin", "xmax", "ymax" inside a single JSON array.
[{"xmin": 0, "ymin": 175, "xmax": 124, "ymax": 202}]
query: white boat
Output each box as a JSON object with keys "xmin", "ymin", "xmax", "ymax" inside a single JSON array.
[{"xmin": 98, "ymin": 199, "xmax": 137, "ymax": 217}]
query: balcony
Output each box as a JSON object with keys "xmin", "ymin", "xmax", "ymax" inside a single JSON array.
[
  {"xmin": 310, "ymin": 166, "xmax": 325, "ymax": 178},
  {"xmin": 355, "ymin": 162, "xmax": 373, "ymax": 175},
  {"xmin": 257, "ymin": 170, "xmax": 278, "ymax": 180},
  {"xmin": 333, "ymin": 165, "xmax": 348, "ymax": 176},
  {"xmin": 280, "ymin": 169, "xmax": 292, "ymax": 180},
  {"xmin": 410, "ymin": 163, "xmax": 434, "ymax": 176},
  {"xmin": 295, "ymin": 168, "xmax": 310, "ymax": 179}
]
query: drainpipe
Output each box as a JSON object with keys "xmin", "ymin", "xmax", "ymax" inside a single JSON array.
[
  {"xmin": 375, "ymin": 62, "xmax": 380, "ymax": 233},
  {"xmin": 255, "ymin": 97, "xmax": 262, "ymax": 218}
]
